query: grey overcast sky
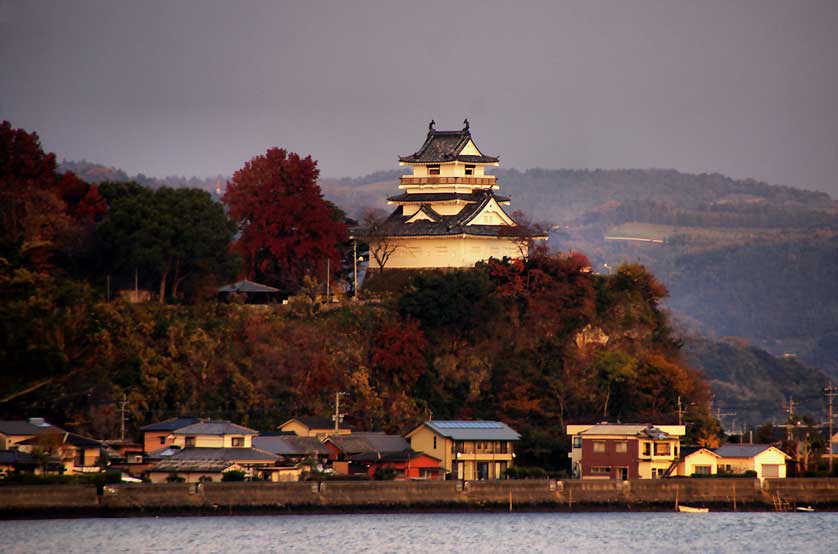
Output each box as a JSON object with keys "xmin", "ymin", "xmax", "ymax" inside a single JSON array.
[{"xmin": 1, "ymin": 0, "xmax": 837, "ymax": 195}]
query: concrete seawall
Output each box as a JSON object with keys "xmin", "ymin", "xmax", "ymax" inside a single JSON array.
[{"xmin": 2, "ymin": 478, "xmax": 838, "ymax": 517}]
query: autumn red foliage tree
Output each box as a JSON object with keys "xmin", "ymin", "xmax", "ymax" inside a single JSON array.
[
  {"xmin": 56, "ymin": 172, "xmax": 107, "ymax": 225},
  {"xmin": 1, "ymin": 121, "xmax": 64, "ymax": 258},
  {"xmin": 371, "ymin": 318, "xmax": 428, "ymax": 388},
  {"xmin": 0, "ymin": 121, "xmax": 107, "ymax": 269},
  {"xmin": 222, "ymin": 148, "xmax": 348, "ymax": 292}
]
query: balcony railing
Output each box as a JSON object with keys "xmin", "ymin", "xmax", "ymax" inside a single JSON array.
[
  {"xmin": 452, "ymin": 441, "xmax": 510, "ymax": 455},
  {"xmin": 400, "ymin": 176, "xmax": 496, "ymax": 186}
]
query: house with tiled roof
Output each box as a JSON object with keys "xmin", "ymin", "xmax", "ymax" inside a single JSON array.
[
  {"xmin": 252, "ymin": 433, "xmax": 330, "ymax": 480},
  {"xmin": 279, "ymin": 416, "xmax": 352, "ymax": 439},
  {"xmin": 147, "ymin": 420, "xmax": 281, "ymax": 482},
  {"xmin": 139, "ymin": 416, "xmax": 203, "ymax": 453},
  {"xmin": 16, "ymin": 431, "xmax": 104, "ymax": 474},
  {"xmin": 406, "ymin": 420, "xmax": 520, "ymax": 480},
  {"xmin": 361, "ymin": 120, "xmax": 545, "ymax": 270},
  {"xmin": 670, "ymin": 446, "xmax": 722, "ymax": 477},
  {"xmin": 0, "ymin": 418, "xmax": 63, "ymax": 450},
  {"xmin": 324, "ymin": 432, "xmax": 442, "ymax": 480},
  {"xmin": 566, "ymin": 422, "xmax": 686, "ymax": 480},
  {"xmin": 714, "ymin": 444, "xmax": 790, "ymax": 479}
]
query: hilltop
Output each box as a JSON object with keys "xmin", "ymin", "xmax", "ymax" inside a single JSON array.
[{"xmin": 56, "ymin": 158, "xmax": 838, "ymax": 414}]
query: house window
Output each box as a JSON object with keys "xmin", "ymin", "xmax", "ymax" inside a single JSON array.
[
  {"xmin": 591, "ymin": 466, "xmax": 611, "ymax": 474},
  {"xmin": 572, "ymin": 437, "xmax": 582, "ymax": 449},
  {"xmin": 643, "ymin": 442, "xmax": 651, "ymax": 456},
  {"xmin": 694, "ymin": 465, "xmax": 712, "ymax": 475},
  {"xmin": 593, "ymin": 441, "xmax": 606, "ymax": 453},
  {"xmin": 159, "ymin": 436, "xmax": 166, "ymax": 445},
  {"xmin": 465, "ymin": 165, "xmax": 475, "ymax": 176},
  {"xmin": 433, "ymin": 436, "xmax": 437, "ymax": 449},
  {"xmin": 231, "ymin": 437, "xmax": 244, "ymax": 447},
  {"xmin": 185, "ymin": 436, "xmax": 196, "ymax": 448},
  {"xmin": 428, "ymin": 164, "xmax": 440, "ymax": 175},
  {"xmin": 615, "ymin": 441, "xmax": 628, "ymax": 454},
  {"xmin": 654, "ymin": 443, "xmax": 671, "ymax": 456}
]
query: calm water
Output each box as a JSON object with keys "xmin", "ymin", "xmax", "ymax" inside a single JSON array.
[{"xmin": 2, "ymin": 512, "xmax": 835, "ymax": 553}]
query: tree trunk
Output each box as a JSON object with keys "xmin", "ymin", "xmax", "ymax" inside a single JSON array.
[
  {"xmin": 171, "ymin": 259, "xmax": 187, "ymax": 300},
  {"xmin": 602, "ymin": 387, "xmax": 611, "ymax": 418},
  {"xmin": 159, "ymin": 268, "xmax": 168, "ymax": 303}
]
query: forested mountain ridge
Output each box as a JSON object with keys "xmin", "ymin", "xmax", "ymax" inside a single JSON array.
[{"xmin": 684, "ymin": 337, "xmax": 830, "ymax": 426}]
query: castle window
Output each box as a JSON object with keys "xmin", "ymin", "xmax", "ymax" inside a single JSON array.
[
  {"xmin": 428, "ymin": 164, "xmax": 440, "ymax": 175},
  {"xmin": 465, "ymin": 165, "xmax": 475, "ymax": 176}
]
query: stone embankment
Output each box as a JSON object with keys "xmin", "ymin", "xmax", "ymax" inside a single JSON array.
[{"xmin": 3, "ymin": 478, "xmax": 838, "ymax": 517}]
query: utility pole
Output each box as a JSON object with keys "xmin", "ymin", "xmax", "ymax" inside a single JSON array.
[
  {"xmin": 333, "ymin": 391, "xmax": 346, "ymax": 432},
  {"xmin": 784, "ymin": 397, "xmax": 796, "ymax": 443},
  {"xmin": 826, "ymin": 385, "xmax": 837, "ymax": 473},
  {"xmin": 106, "ymin": 274, "xmax": 111, "ymax": 303},
  {"xmin": 353, "ymin": 239, "xmax": 358, "ymax": 301},
  {"xmin": 677, "ymin": 396, "xmax": 686, "ymax": 426},
  {"xmin": 716, "ymin": 406, "xmax": 735, "ymax": 436},
  {"xmin": 120, "ymin": 393, "xmax": 128, "ymax": 442}
]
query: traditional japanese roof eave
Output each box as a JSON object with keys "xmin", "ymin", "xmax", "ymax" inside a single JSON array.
[
  {"xmin": 386, "ymin": 192, "xmax": 510, "ymax": 204},
  {"xmin": 398, "ymin": 128, "xmax": 499, "ymax": 164},
  {"xmin": 459, "ymin": 194, "xmax": 516, "ymax": 227},
  {"xmin": 398, "ymin": 157, "xmax": 500, "ymax": 165}
]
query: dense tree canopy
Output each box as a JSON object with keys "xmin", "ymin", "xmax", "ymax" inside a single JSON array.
[
  {"xmin": 223, "ymin": 148, "xmax": 348, "ymax": 293},
  {"xmin": 96, "ymin": 183, "xmax": 237, "ymax": 302}
]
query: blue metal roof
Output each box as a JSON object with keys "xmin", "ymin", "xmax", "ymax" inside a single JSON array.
[
  {"xmin": 431, "ymin": 421, "xmax": 505, "ymax": 429},
  {"xmin": 422, "ymin": 420, "xmax": 520, "ymax": 441}
]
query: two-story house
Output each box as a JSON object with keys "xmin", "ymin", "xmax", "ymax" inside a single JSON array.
[
  {"xmin": 147, "ymin": 420, "xmax": 278, "ymax": 482},
  {"xmin": 567, "ymin": 423, "xmax": 686, "ymax": 480},
  {"xmin": 406, "ymin": 421, "xmax": 520, "ymax": 480},
  {"xmin": 139, "ymin": 417, "xmax": 203, "ymax": 454}
]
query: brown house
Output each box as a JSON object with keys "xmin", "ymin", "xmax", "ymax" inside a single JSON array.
[{"xmin": 567, "ymin": 423, "xmax": 686, "ymax": 480}]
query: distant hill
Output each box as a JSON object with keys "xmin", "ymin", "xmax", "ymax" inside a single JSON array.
[
  {"xmin": 58, "ymin": 160, "xmax": 226, "ymax": 197},
  {"xmin": 683, "ymin": 337, "xmax": 830, "ymax": 427}
]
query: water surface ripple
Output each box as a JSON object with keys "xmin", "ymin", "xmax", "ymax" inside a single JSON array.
[{"xmin": 2, "ymin": 512, "xmax": 834, "ymax": 553}]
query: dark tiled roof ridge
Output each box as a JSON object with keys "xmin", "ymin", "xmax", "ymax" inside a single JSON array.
[
  {"xmin": 140, "ymin": 417, "xmax": 204, "ymax": 432},
  {"xmin": 399, "ymin": 127, "xmax": 499, "ymax": 164}
]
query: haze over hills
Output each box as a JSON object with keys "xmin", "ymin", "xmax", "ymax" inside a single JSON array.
[{"xmin": 59, "ymin": 159, "xmax": 838, "ymax": 423}]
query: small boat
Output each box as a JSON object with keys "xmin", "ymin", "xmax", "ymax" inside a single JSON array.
[
  {"xmin": 795, "ymin": 506, "xmax": 815, "ymax": 512},
  {"xmin": 677, "ymin": 505, "xmax": 709, "ymax": 513}
]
